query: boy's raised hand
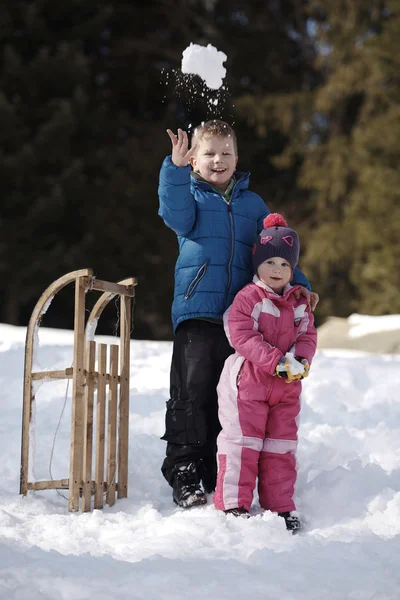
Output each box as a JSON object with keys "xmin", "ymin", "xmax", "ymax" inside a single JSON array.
[{"xmin": 167, "ymin": 128, "xmax": 196, "ymax": 167}]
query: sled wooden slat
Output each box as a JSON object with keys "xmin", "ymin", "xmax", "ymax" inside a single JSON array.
[
  {"xmin": 106, "ymin": 344, "xmax": 119, "ymax": 507},
  {"xmin": 32, "ymin": 368, "xmax": 74, "ymax": 380},
  {"xmin": 28, "ymin": 479, "xmax": 70, "ymax": 490},
  {"xmin": 82, "ymin": 341, "xmax": 96, "ymax": 512},
  {"xmin": 68, "ymin": 277, "xmax": 87, "ymax": 512},
  {"xmin": 118, "ymin": 293, "xmax": 131, "ymax": 499},
  {"xmin": 31, "ymin": 368, "xmax": 120, "ymax": 384},
  {"xmin": 27, "ymin": 480, "xmax": 120, "ymax": 492},
  {"xmin": 90, "ymin": 279, "xmax": 136, "ymax": 297},
  {"xmin": 94, "ymin": 344, "xmax": 107, "ymax": 509}
]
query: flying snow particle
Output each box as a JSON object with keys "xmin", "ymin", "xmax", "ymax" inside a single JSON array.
[{"xmin": 181, "ymin": 43, "xmax": 227, "ymax": 90}]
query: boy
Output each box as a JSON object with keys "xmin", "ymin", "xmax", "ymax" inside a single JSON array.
[{"xmin": 158, "ymin": 120, "xmax": 318, "ymax": 508}]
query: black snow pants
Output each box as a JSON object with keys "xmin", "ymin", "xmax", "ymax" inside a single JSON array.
[{"xmin": 161, "ymin": 319, "xmax": 234, "ymax": 493}]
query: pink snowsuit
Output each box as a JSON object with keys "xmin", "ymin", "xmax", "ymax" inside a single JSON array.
[{"xmin": 214, "ymin": 276, "xmax": 317, "ymax": 513}]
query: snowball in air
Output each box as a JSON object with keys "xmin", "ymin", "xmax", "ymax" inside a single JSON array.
[{"xmin": 181, "ymin": 43, "xmax": 227, "ymax": 90}]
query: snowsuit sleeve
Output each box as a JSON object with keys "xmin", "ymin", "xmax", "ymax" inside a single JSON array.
[
  {"xmin": 290, "ymin": 305, "xmax": 317, "ymax": 365},
  {"xmin": 158, "ymin": 156, "xmax": 196, "ymax": 236},
  {"xmin": 224, "ymin": 289, "xmax": 283, "ymax": 376}
]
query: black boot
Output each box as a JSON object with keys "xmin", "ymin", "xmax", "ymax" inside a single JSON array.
[
  {"xmin": 172, "ymin": 462, "xmax": 207, "ymax": 508},
  {"xmin": 224, "ymin": 507, "xmax": 250, "ymax": 518},
  {"xmin": 198, "ymin": 458, "xmax": 216, "ymax": 494},
  {"xmin": 278, "ymin": 512, "xmax": 301, "ymax": 534}
]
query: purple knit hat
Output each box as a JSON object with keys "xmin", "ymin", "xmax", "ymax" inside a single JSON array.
[{"xmin": 252, "ymin": 213, "xmax": 300, "ymax": 274}]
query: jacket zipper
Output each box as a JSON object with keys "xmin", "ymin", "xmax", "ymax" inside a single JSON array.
[
  {"xmin": 184, "ymin": 262, "xmax": 207, "ymax": 299},
  {"xmin": 226, "ymin": 202, "xmax": 234, "ymax": 300},
  {"xmin": 224, "ymin": 180, "xmax": 239, "ymax": 306}
]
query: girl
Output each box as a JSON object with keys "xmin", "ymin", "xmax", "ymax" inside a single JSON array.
[{"xmin": 213, "ymin": 213, "xmax": 317, "ymax": 532}]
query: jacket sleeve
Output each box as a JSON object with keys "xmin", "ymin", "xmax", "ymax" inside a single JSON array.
[
  {"xmin": 158, "ymin": 156, "xmax": 196, "ymax": 236},
  {"xmin": 290, "ymin": 305, "xmax": 318, "ymax": 365},
  {"xmin": 291, "ymin": 266, "xmax": 311, "ymax": 291},
  {"xmin": 257, "ymin": 201, "xmax": 269, "ymax": 234},
  {"xmin": 224, "ymin": 289, "xmax": 283, "ymax": 375}
]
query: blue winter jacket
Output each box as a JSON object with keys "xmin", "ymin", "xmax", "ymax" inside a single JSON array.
[{"xmin": 158, "ymin": 156, "xmax": 310, "ymax": 331}]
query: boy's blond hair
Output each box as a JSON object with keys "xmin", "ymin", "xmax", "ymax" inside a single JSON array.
[{"xmin": 192, "ymin": 119, "xmax": 238, "ymax": 155}]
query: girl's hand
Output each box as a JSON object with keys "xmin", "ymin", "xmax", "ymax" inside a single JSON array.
[
  {"xmin": 166, "ymin": 128, "xmax": 196, "ymax": 167},
  {"xmin": 293, "ymin": 287, "xmax": 320, "ymax": 312}
]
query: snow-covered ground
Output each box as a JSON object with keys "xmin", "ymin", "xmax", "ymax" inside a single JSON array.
[{"xmin": 1, "ymin": 322, "xmax": 400, "ymax": 599}]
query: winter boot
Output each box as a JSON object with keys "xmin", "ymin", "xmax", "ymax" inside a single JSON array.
[
  {"xmin": 224, "ymin": 507, "xmax": 250, "ymax": 519},
  {"xmin": 198, "ymin": 458, "xmax": 216, "ymax": 494},
  {"xmin": 172, "ymin": 462, "xmax": 207, "ymax": 508},
  {"xmin": 278, "ymin": 511, "xmax": 301, "ymax": 534}
]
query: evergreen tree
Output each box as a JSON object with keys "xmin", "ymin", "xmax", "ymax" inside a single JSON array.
[
  {"xmin": 299, "ymin": 0, "xmax": 400, "ymax": 318},
  {"xmin": 1, "ymin": 0, "xmax": 323, "ymax": 338},
  {"xmin": 236, "ymin": 1, "xmax": 400, "ymax": 321},
  {"xmin": 0, "ymin": 1, "xmax": 101, "ymax": 324},
  {"xmin": 8, "ymin": 2, "xmax": 397, "ymax": 335}
]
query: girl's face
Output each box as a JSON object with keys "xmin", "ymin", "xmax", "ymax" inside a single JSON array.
[
  {"xmin": 190, "ymin": 135, "xmax": 238, "ymax": 191},
  {"xmin": 258, "ymin": 257, "xmax": 292, "ymax": 293}
]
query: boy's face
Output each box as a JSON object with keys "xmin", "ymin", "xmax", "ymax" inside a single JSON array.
[
  {"xmin": 257, "ymin": 257, "xmax": 292, "ymax": 293},
  {"xmin": 190, "ymin": 135, "xmax": 238, "ymax": 191}
]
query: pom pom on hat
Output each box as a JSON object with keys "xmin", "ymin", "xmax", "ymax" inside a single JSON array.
[{"xmin": 263, "ymin": 213, "xmax": 288, "ymax": 228}]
